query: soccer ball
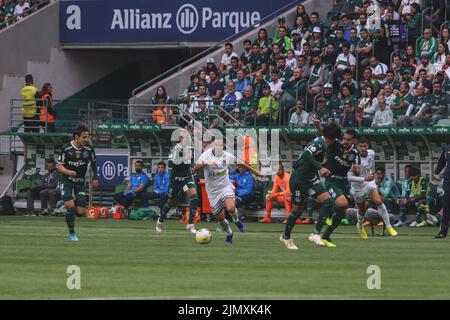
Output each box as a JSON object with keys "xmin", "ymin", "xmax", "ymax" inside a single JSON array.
[{"xmin": 195, "ymin": 228, "xmax": 212, "ymax": 244}]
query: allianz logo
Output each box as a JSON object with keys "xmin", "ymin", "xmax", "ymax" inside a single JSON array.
[
  {"xmin": 109, "ymin": 4, "xmax": 261, "ymax": 34},
  {"xmin": 102, "ymin": 161, "xmax": 116, "ymax": 180}
]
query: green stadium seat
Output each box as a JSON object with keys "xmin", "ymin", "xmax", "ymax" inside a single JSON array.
[
  {"xmin": 16, "ymin": 179, "xmax": 32, "ymax": 199},
  {"xmin": 114, "ymin": 184, "xmax": 127, "ymax": 193}
]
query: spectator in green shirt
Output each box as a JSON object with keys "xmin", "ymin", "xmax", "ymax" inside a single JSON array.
[
  {"xmin": 272, "ymin": 26, "xmax": 292, "ymax": 56},
  {"xmin": 416, "ymin": 28, "xmax": 439, "ymax": 63},
  {"xmin": 427, "ymin": 81, "xmax": 448, "ymax": 124},
  {"xmin": 245, "ymin": 85, "xmax": 279, "ymax": 126},
  {"xmin": 273, "ymin": 16, "xmax": 291, "ymax": 42},
  {"xmin": 355, "ymin": 28, "xmax": 373, "ymax": 76}
]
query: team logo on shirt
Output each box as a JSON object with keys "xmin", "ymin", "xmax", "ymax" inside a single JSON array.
[
  {"xmin": 82, "ymin": 150, "xmax": 90, "ymax": 159},
  {"xmin": 347, "ymin": 153, "xmax": 356, "ymax": 162}
]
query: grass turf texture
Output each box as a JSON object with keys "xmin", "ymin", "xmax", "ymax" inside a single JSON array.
[{"xmin": 0, "ymin": 216, "xmax": 449, "ymax": 299}]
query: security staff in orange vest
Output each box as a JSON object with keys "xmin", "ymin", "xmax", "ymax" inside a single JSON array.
[{"xmin": 38, "ymin": 83, "xmax": 56, "ymax": 132}]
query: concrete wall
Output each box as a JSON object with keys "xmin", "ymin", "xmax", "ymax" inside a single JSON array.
[{"xmin": 130, "ymin": 0, "xmax": 333, "ymax": 103}]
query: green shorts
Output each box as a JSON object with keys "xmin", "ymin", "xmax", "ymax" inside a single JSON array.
[
  {"xmin": 60, "ymin": 181, "xmax": 87, "ymax": 207},
  {"xmin": 290, "ymin": 170, "xmax": 328, "ymax": 205},
  {"xmin": 325, "ymin": 177, "xmax": 350, "ymax": 201},
  {"xmin": 168, "ymin": 176, "xmax": 195, "ymax": 200}
]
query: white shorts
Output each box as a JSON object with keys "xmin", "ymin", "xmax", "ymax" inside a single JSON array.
[
  {"xmin": 207, "ymin": 184, "xmax": 236, "ymax": 215},
  {"xmin": 351, "ymin": 181, "xmax": 378, "ymax": 204}
]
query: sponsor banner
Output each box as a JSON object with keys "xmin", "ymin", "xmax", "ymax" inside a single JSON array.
[
  {"xmin": 226, "ymin": 126, "xmax": 450, "ymax": 135},
  {"xmin": 96, "ymin": 123, "xmax": 161, "ymax": 131},
  {"xmin": 96, "ymin": 155, "xmax": 129, "ymax": 187},
  {"xmin": 60, "ymin": 0, "xmax": 299, "ymax": 43}
]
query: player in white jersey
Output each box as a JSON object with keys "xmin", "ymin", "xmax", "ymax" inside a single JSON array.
[
  {"xmin": 193, "ymin": 138, "xmax": 260, "ymax": 245},
  {"xmin": 348, "ymin": 137, "xmax": 398, "ymax": 238}
]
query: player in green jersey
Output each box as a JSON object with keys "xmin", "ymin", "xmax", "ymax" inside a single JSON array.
[
  {"xmin": 318, "ymin": 125, "xmax": 359, "ymax": 247},
  {"xmin": 280, "ymin": 122, "xmax": 341, "ymax": 250},
  {"xmin": 57, "ymin": 123, "xmax": 98, "ymax": 241},
  {"xmin": 156, "ymin": 130, "xmax": 198, "ymax": 234}
]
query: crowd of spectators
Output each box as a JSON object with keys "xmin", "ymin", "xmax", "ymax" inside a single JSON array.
[
  {"xmin": 0, "ymin": 0, "xmax": 51, "ymax": 29},
  {"xmin": 145, "ymin": 1, "xmax": 450, "ymax": 130}
]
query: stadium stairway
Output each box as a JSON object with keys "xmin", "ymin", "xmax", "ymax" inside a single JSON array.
[{"xmin": 129, "ymin": 0, "xmax": 333, "ymax": 104}]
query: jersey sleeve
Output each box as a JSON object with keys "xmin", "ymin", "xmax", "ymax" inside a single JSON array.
[
  {"xmin": 302, "ymin": 139, "xmax": 325, "ymax": 171},
  {"xmin": 56, "ymin": 145, "xmax": 66, "ymax": 165},
  {"xmin": 196, "ymin": 150, "xmax": 208, "ymax": 165},
  {"xmin": 168, "ymin": 145, "xmax": 183, "ymax": 168}
]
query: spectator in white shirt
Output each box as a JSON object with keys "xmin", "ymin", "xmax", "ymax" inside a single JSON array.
[
  {"xmin": 189, "ymin": 84, "xmax": 213, "ymax": 113},
  {"xmin": 383, "ymin": 84, "xmax": 398, "ymax": 108},
  {"xmin": 286, "ymin": 49, "xmax": 298, "ymax": 70},
  {"xmin": 359, "ymin": 86, "xmax": 379, "ymax": 127},
  {"xmin": 269, "ymin": 69, "xmax": 284, "ymax": 100},
  {"xmin": 414, "ymin": 54, "xmax": 436, "ymax": 80},
  {"xmin": 220, "ymin": 42, "xmax": 239, "ymax": 75},
  {"xmin": 14, "ymin": 0, "xmax": 30, "ymax": 19},
  {"xmin": 433, "ymin": 43, "xmax": 448, "ymax": 72},
  {"xmin": 289, "ymin": 100, "xmax": 310, "ymax": 127},
  {"xmin": 372, "ymin": 93, "xmax": 394, "ymax": 127},
  {"xmin": 399, "ymin": 0, "xmax": 421, "ymax": 17},
  {"xmin": 335, "ymin": 43, "xmax": 357, "ymax": 74},
  {"xmin": 369, "ymin": 56, "xmax": 389, "ymax": 85}
]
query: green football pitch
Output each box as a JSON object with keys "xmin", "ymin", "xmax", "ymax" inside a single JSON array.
[{"xmin": 1, "ymin": 216, "xmax": 449, "ymax": 300}]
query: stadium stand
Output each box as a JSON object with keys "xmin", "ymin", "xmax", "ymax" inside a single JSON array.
[{"xmin": 0, "ymin": 0, "xmax": 53, "ymax": 30}]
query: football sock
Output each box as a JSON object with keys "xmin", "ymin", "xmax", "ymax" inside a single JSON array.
[
  {"xmin": 323, "ymin": 205, "xmax": 346, "ymax": 239},
  {"xmin": 229, "ymin": 208, "xmax": 239, "ymax": 223},
  {"xmin": 314, "ymin": 197, "xmax": 333, "ymax": 235},
  {"xmin": 219, "ymin": 219, "xmax": 233, "ymax": 236},
  {"xmin": 265, "ymin": 200, "xmax": 272, "ymax": 215},
  {"xmin": 159, "ymin": 202, "xmax": 171, "ymax": 222},
  {"xmin": 283, "ymin": 207, "xmax": 301, "ymax": 239},
  {"xmin": 357, "ymin": 211, "xmax": 365, "ymax": 228},
  {"xmin": 188, "ymin": 195, "xmax": 198, "ymax": 224},
  {"xmin": 378, "ymin": 203, "xmax": 391, "ymax": 228},
  {"xmin": 66, "ymin": 207, "xmax": 75, "ymax": 234},
  {"xmin": 306, "ymin": 197, "xmax": 315, "ymax": 219}
]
